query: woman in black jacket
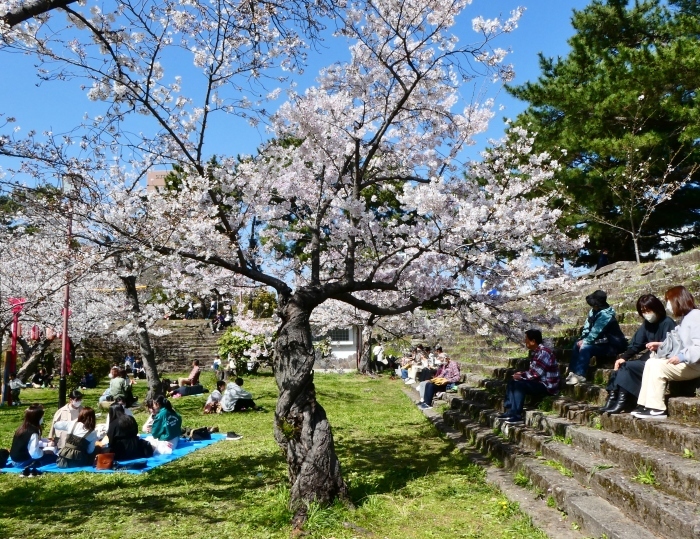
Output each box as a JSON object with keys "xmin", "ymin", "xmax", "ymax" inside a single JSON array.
[
  {"xmin": 106, "ymin": 403, "xmax": 153, "ymax": 460},
  {"xmin": 602, "ymin": 294, "xmax": 676, "ymax": 414}
]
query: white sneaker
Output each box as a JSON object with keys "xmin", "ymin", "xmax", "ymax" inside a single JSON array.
[
  {"xmin": 565, "ymin": 373, "xmax": 586, "ymax": 385},
  {"xmin": 565, "ymin": 372, "xmax": 574, "ymax": 381},
  {"xmin": 404, "ymin": 378, "xmax": 415, "ymax": 385}
]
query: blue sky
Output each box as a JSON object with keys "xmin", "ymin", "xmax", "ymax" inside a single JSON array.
[{"xmin": 0, "ymin": 0, "xmax": 591, "ymax": 176}]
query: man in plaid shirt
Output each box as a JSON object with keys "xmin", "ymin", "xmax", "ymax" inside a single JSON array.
[{"xmin": 499, "ymin": 329, "xmax": 560, "ymax": 423}]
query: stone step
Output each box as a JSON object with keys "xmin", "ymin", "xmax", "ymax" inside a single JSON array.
[
  {"xmin": 440, "ymin": 410, "xmax": 663, "ymax": 539},
  {"xmin": 458, "ymin": 368, "xmax": 700, "ymax": 422},
  {"xmin": 599, "ymin": 408, "xmax": 700, "ymax": 457},
  {"xmin": 444, "ymin": 408, "xmax": 700, "ymax": 539},
  {"xmin": 524, "ymin": 411, "xmax": 700, "ymax": 503}
]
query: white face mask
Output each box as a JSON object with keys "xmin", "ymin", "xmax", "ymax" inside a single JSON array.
[
  {"xmin": 71, "ymin": 400, "xmax": 82, "ymax": 409},
  {"xmin": 642, "ymin": 313, "xmax": 657, "ymax": 323},
  {"xmin": 667, "ymin": 301, "xmax": 674, "ymax": 314}
]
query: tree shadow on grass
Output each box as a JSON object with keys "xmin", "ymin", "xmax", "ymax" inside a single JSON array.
[
  {"xmin": 0, "ymin": 445, "xmax": 295, "ymax": 535},
  {"xmin": 336, "ymin": 429, "xmax": 483, "ymax": 505}
]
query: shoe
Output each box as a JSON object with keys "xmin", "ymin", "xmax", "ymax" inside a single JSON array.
[
  {"xmin": 630, "ymin": 407, "xmax": 647, "ymax": 418},
  {"xmin": 565, "ymin": 373, "xmax": 586, "ymax": 385},
  {"xmin": 404, "ymin": 378, "xmax": 415, "ymax": 385},
  {"xmin": 226, "ymin": 432, "xmax": 243, "ymax": 440},
  {"xmin": 208, "ymin": 426, "xmax": 220, "ymax": 433},
  {"xmin": 22, "ymin": 467, "xmax": 31, "ymax": 477},
  {"xmin": 565, "ymin": 372, "xmax": 574, "ymax": 382},
  {"xmin": 30, "ymin": 467, "xmax": 42, "ymax": 476},
  {"xmin": 496, "ymin": 412, "xmax": 513, "ymax": 419},
  {"xmin": 418, "ymin": 402, "xmax": 432, "ymax": 410},
  {"xmin": 504, "ymin": 416, "xmax": 524, "ymax": 424},
  {"xmin": 607, "ymin": 389, "xmax": 631, "ymax": 415},
  {"xmin": 599, "ymin": 389, "xmax": 619, "ymax": 412},
  {"xmin": 633, "ymin": 408, "xmax": 667, "ymax": 420}
]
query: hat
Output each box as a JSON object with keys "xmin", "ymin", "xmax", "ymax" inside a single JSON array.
[{"xmin": 586, "ymin": 290, "xmax": 608, "ymax": 309}]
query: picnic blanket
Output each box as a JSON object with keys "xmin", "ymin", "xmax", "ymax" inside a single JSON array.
[{"xmin": 1, "ymin": 433, "xmax": 226, "ymax": 475}]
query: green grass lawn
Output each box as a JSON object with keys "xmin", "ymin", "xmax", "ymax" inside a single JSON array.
[{"xmin": 0, "ymin": 372, "xmax": 546, "ymax": 539}]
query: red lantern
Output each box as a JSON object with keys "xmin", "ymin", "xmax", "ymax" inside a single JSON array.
[
  {"xmin": 46, "ymin": 327, "xmax": 56, "ymax": 340},
  {"xmin": 16, "ymin": 323, "xmax": 22, "ymax": 337},
  {"xmin": 31, "ymin": 325, "xmax": 40, "ymax": 341}
]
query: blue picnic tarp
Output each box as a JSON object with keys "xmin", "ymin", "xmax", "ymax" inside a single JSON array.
[{"xmin": 1, "ymin": 433, "xmax": 226, "ymax": 475}]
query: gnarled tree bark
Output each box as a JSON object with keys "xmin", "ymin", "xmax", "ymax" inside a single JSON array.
[
  {"xmin": 273, "ymin": 293, "xmax": 349, "ymax": 527},
  {"xmin": 15, "ymin": 336, "xmax": 56, "ymax": 382}
]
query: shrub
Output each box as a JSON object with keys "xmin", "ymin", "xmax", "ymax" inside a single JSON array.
[{"xmin": 68, "ymin": 355, "xmax": 112, "ymax": 390}]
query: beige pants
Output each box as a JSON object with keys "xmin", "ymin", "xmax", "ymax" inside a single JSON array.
[
  {"xmin": 637, "ymin": 357, "xmax": 700, "ymax": 410},
  {"xmin": 177, "ymin": 378, "xmax": 192, "ymax": 387}
]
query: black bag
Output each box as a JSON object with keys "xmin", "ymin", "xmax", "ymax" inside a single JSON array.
[
  {"xmin": 187, "ymin": 427, "xmax": 211, "ymax": 441},
  {"xmin": 0, "ymin": 448, "xmax": 9, "ymax": 468}
]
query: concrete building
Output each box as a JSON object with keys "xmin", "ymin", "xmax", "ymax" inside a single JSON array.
[{"xmin": 147, "ymin": 170, "xmax": 168, "ymax": 192}]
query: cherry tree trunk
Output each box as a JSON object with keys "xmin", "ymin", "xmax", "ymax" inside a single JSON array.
[
  {"xmin": 16, "ymin": 337, "xmax": 55, "ymax": 382},
  {"xmin": 273, "ymin": 297, "xmax": 349, "ymax": 527},
  {"xmin": 120, "ymin": 275, "xmax": 162, "ymax": 398},
  {"xmin": 357, "ymin": 325, "xmax": 373, "ymax": 374}
]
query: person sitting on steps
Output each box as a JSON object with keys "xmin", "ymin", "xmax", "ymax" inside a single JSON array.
[
  {"xmin": 497, "ymin": 329, "xmax": 560, "ymax": 424},
  {"xmin": 601, "ymin": 294, "xmax": 676, "ymax": 415},
  {"xmin": 633, "ymin": 286, "xmax": 700, "ymax": 420},
  {"xmin": 566, "ymin": 290, "xmax": 628, "ymax": 386},
  {"xmin": 417, "ymin": 354, "xmax": 460, "ymax": 410}
]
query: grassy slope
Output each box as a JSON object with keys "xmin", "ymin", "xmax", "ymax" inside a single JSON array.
[{"xmin": 0, "ymin": 372, "xmax": 546, "ymax": 539}]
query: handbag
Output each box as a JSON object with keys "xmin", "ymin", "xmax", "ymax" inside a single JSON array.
[
  {"xmin": 94, "ymin": 453, "xmax": 116, "ymax": 470},
  {"xmin": 656, "ymin": 329, "xmax": 683, "ymax": 359}
]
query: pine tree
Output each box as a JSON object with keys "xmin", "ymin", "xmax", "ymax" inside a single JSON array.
[{"xmin": 507, "ymin": 0, "xmax": 700, "ymax": 265}]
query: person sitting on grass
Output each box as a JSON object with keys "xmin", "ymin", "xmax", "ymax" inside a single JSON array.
[
  {"xmin": 178, "ymin": 360, "xmax": 201, "ymax": 387},
  {"xmin": 106, "ymin": 402, "xmax": 154, "ymax": 460},
  {"xmin": 497, "ymin": 329, "xmax": 560, "ymax": 424},
  {"xmin": 10, "ymin": 404, "xmax": 57, "ymax": 469},
  {"xmin": 31, "ymin": 368, "xmax": 53, "ymax": 389},
  {"xmin": 148, "ymin": 395, "xmax": 183, "ymax": 451},
  {"xmin": 204, "ymin": 380, "xmax": 226, "ymax": 414},
  {"xmin": 417, "ymin": 355, "xmax": 461, "ymax": 410},
  {"xmin": 100, "ymin": 367, "xmax": 137, "ymax": 406},
  {"xmin": 633, "ymin": 285, "xmax": 700, "ymax": 420},
  {"xmin": 49, "ymin": 389, "xmax": 83, "ymax": 450},
  {"xmin": 8, "ymin": 373, "xmax": 26, "ymax": 405},
  {"xmin": 80, "ymin": 367, "xmax": 97, "ymax": 389},
  {"xmin": 221, "ymin": 378, "xmax": 260, "ymax": 412},
  {"xmin": 54, "ymin": 407, "xmax": 98, "ymax": 468}
]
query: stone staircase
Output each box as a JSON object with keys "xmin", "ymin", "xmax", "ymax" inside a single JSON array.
[
  {"xmin": 420, "ymin": 248, "xmax": 700, "ymax": 539},
  {"xmin": 80, "ymin": 319, "xmax": 222, "ymax": 372}
]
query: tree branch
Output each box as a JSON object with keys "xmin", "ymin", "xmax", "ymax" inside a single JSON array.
[{"xmin": 2, "ymin": 0, "xmax": 78, "ymax": 27}]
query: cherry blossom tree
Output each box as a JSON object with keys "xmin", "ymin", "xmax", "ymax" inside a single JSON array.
[
  {"xmin": 0, "ymin": 0, "xmax": 580, "ymax": 523},
  {"xmin": 0, "ymin": 222, "xmax": 123, "ymax": 378}
]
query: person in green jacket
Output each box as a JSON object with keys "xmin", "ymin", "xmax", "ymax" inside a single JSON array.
[{"xmin": 150, "ymin": 395, "xmax": 182, "ymax": 449}]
